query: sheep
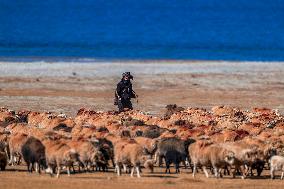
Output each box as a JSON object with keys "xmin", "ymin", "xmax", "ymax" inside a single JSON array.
[
  {"xmin": 219, "ymin": 141, "xmax": 259, "ymax": 179},
  {"xmin": 67, "ymin": 138, "xmax": 105, "ymax": 172},
  {"xmin": 43, "ymin": 137, "xmax": 83, "ymax": 178},
  {"xmin": 155, "ymin": 137, "xmax": 193, "ymax": 173},
  {"xmin": 189, "ymin": 141, "xmax": 235, "ymax": 178},
  {"xmin": 270, "ymin": 155, "xmax": 284, "ymax": 180},
  {"xmin": 114, "ymin": 139, "xmax": 152, "ymax": 178},
  {"xmin": 21, "ymin": 136, "xmax": 47, "ymax": 173},
  {"xmin": 134, "ymin": 137, "xmax": 157, "ymax": 158},
  {"xmin": 8, "ymin": 133, "xmax": 29, "ymax": 165}
]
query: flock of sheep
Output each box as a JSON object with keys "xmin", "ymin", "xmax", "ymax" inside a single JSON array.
[{"xmin": 0, "ymin": 104, "xmax": 284, "ymax": 179}]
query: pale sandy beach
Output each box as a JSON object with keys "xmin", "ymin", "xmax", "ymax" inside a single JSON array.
[{"xmin": 0, "ymin": 61, "xmax": 283, "ymax": 115}]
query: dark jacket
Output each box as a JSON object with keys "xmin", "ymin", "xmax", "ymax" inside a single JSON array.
[{"xmin": 116, "ymin": 80, "xmax": 136, "ymax": 100}]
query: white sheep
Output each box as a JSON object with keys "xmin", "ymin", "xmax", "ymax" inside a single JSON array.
[{"xmin": 270, "ymin": 155, "xmax": 284, "ymax": 179}]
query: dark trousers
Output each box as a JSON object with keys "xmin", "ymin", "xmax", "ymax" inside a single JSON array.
[{"xmin": 118, "ymin": 98, "xmax": 133, "ymax": 112}]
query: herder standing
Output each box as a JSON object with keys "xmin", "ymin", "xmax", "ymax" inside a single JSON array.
[{"xmin": 114, "ymin": 72, "xmax": 138, "ymax": 112}]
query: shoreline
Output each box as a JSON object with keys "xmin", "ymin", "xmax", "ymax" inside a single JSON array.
[
  {"xmin": 1, "ymin": 61, "xmax": 284, "ymax": 77},
  {"xmin": 1, "ymin": 56, "xmax": 284, "ymax": 63}
]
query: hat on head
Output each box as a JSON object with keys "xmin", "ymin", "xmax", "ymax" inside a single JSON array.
[{"xmin": 122, "ymin": 72, "xmax": 133, "ymax": 79}]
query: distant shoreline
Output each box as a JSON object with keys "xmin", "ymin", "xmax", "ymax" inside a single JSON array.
[
  {"xmin": 1, "ymin": 61, "xmax": 284, "ymax": 78},
  {"xmin": 0, "ymin": 57, "xmax": 284, "ymax": 64}
]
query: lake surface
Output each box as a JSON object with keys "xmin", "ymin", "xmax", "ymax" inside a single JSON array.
[{"xmin": 0, "ymin": 0, "xmax": 284, "ymax": 61}]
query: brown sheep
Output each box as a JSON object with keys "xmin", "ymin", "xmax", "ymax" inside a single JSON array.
[
  {"xmin": 43, "ymin": 137, "xmax": 83, "ymax": 178},
  {"xmin": 8, "ymin": 133, "xmax": 29, "ymax": 165},
  {"xmin": 134, "ymin": 137, "xmax": 157, "ymax": 158},
  {"xmin": 189, "ymin": 140, "xmax": 235, "ymax": 178},
  {"xmin": 67, "ymin": 137, "xmax": 104, "ymax": 171},
  {"xmin": 114, "ymin": 139, "xmax": 152, "ymax": 177},
  {"xmin": 219, "ymin": 141, "xmax": 260, "ymax": 179}
]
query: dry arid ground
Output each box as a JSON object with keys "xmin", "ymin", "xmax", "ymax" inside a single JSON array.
[
  {"xmin": 0, "ymin": 61, "xmax": 283, "ymax": 115},
  {"xmin": 0, "ymin": 61, "xmax": 284, "ymax": 189},
  {"xmin": 1, "ymin": 165, "xmax": 284, "ymax": 189}
]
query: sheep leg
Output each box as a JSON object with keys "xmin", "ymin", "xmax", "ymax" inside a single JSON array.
[
  {"xmin": 136, "ymin": 166, "xmax": 141, "ymax": 178},
  {"xmin": 31, "ymin": 163, "xmax": 35, "ymax": 173},
  {"xmin": 175, "ymin": 163, "xmax": 180, "ymax": 174},
  {"xmin": 45, "ymin": 166, "xmax": 54, "ymax": 177},
  {"xmin": 85, "ymin": 162, "xmax": 90, "ymax": 172},
  {"xmin": 78, "ymin": 160, "xmax": 85, "ymax": 172},
  {"xmin": 232, "ymin": 166, "xmax": 240, "ymax": 178},
  {"xmin": 37, "ymin": 162, "xmax": 42, "ymax": 174},
  {"xmin": 183, "ymin": 159, "xmax": 188, "ymax": 169},
  {"xmin": 185, "ymin": 157, "xmax": 190, "ymax": 168},
  {"xmin": 159, "ymin": 156, "xmax": 163, "ymax": 167},
  {"xmin": 213, "ymin": 166, "xmax": 218, "ymax": 178},
  {"xmin": 114, "ymin": 164, "xmax": 117, "ymax": 173},
  {"xmin": 92, "ymin": 164, "xmax": 95, "ymax": 172},
  {"xmin": 165, "ymin": 162, "xmax": 170, "ymax": 174},
  {"xmin": 5, "ymin": 148, "xmax": 9, "ymax": 163},
  {"xmin": 35, "ymin": 162, "xmax": 39, "ymax": 173},
  {"xmin": 240, "ymin": 165, "xmax": 247, "ymax": 179},
  {"xmin": 67, "ymin": 166, "xmax": 71, "ymax": 176},
  {"xmin": 244, "ymin": 164, "xmax": 250, "ymax": 177},
  {"xmin": 281, "ymin": 171, "xmax": 284, "ymax": 180},
  {"xmin": 72, "ymin": 165, "xmax": 77, "ymax": 173},
  {"xmin": 9, "ymin": 154, "xmax": 14, "ymax": 166},
  {"xmin": 123, "ymin": 164, "xmax": 127, "ymax": 173},
  {"xmin": 192, "ymin": 163, "xmax": 197, "ymax": 178},
  {"xmin": 256, "ymin": 162, "xmax": 264, "ymax": 176},
  {"xmin": 153, "ymin": 153, "xmax": 158, "ymax": 163},
  {"xmin": 130, "ymin": 167, "xmax": 135, "ymax": 177},
  {"xmin": 270, "ymin": 167, "xmax": 275, "ymax": 179},
  {"xmin": 111, "ymin": 158, "xmax": 115, "ymax": 168},
  {"xmin": 30, "ymin": 163, "xmax": 35, "ymax": 172},
  {"xmin": 17, "ymin": 155, "xmax": 22, "ymax": 165},
  {"xmin": 56, "ymin": 166, "xmax": 61, "ymax": 178},
  {"xmin": 224, "ymin": 165, "xmax": 230, "ymax": 175},
  {"xmin": 27, "ymin": 162, "xmax": 31, "ymax": 172},
  {"xmin": 190, "ymin": 164, "xmax": 194, "ymax": 173},
  {"xmin": 219, "ymin": 168, "xmax": 223, "ymax": 178},
  {"xmin": 77, "ymin": 164, "xmax": 81, "ymax": 173},
  {"xmin": 202, "ymin": 166, "xmax": 209, "ymax": 178},
  {"xmin": 116, "ymin": 164, "xmax": 121, "ymax": 176},
  {"xmin": 250, "ymin": 166, "xmax": 254, "ymax": 176},
  {"xmin": 81, "ymin": 162, "xmax": 86, "ymax": 172}
]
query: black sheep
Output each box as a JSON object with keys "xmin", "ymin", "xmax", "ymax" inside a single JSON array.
[{"xmin": 21, "ymin": 136, "xmax": 47, "ymax": 173}]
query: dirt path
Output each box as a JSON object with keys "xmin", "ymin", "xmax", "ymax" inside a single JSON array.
[{"xmin": 1, "ymin": 166, "xmax": 284, "ymax": 189}]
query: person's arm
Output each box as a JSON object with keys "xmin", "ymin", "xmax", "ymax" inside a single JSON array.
[{"xmin": 116, "ymin": 83, "xmax": 122, "ymax": 99}]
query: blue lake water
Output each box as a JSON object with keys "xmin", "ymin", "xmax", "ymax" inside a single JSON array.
[{"xmin": 0, "ymin": 0, "xmax": 284, "ymax": 61}]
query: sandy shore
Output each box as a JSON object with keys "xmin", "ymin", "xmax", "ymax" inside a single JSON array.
[{"xmin": 0, "ymin": 61, "xmax": 283, "ymax": 115}]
